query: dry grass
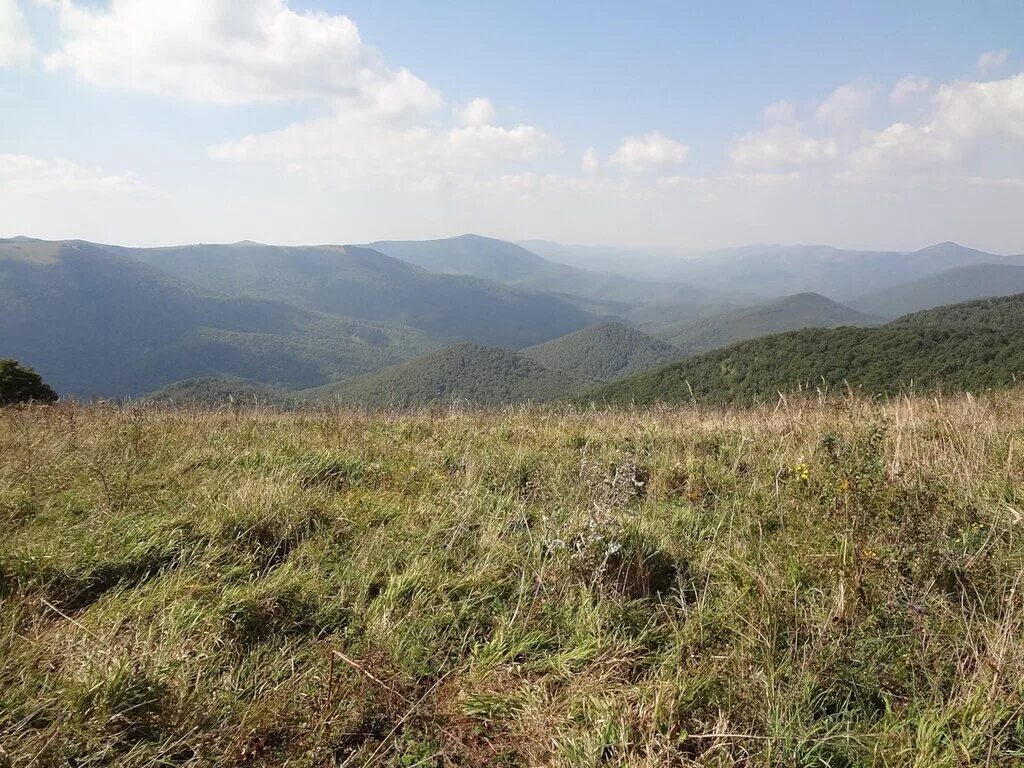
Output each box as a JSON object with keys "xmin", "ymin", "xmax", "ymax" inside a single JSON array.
[{"xmin": 1, "ymin": 392, "xmax": 1023, "ymax": 766}]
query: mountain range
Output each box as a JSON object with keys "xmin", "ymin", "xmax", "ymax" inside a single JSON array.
[{"xmin": 3, "ymin": 233, "xmax": 1023, "ymax": 404}]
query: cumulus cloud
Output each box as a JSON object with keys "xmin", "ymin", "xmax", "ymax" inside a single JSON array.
[
  {"xmin": 890, "ymin": 75, "xmax": 931, "ymax": 105},
  {"xmin": 42, "ymin": 0, "xmax": 440, "ymax": 113},
  {"xmin": 814, "ymin": 81, "xmax": 876, "ymax": 126},
  {"xmin": 608, "ymin": 131, "xmax": 689, "ymax": 174},
  {"xmin": 840, "ymin": 73, "xmax": 1024, "ymax": 183},
  {"xmin": 0, "ymin": 0, "xmax": 34, "ymax": 67},
  {"xmin": 932, "ymin": 73, "xmax": 1024, "ymax": 141},
  {"xmin": 39, "ymin": 0, "xmax": 560, "ymax": 190},
  {"xmin": 977, "ymin": 49, "xmax": 1010, "ymax": 73},
  {"xmin": 730, "ymin": 124, "xmax": 838, "ymax": 170},
  {"xmin": 210, "ymin": 112, "xmax": 559, "ymax": 190},
  {"xmin": 0, "ymin": 154, "xmax": 152, "ymax": 194},
  {"xmin": 455, "ymin": 97, "xmax": 497, "ymax": 127},
  {"xmin": 581, "ymin": 147, "xmax": 599, "ymax": 174}
]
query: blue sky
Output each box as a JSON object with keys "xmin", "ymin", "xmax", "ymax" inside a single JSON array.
[{"xmin": 1, "ymin": 0, "xmax": 1022, "ymax": 252}]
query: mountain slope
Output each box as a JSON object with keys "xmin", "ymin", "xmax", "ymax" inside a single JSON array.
[
  {"xmin": 0, "ymin": 239, "xmax": 434, "ymax": 397},
  {"xmin": 579, "ymin": 294, "xmax": 1024, "ymax": 406},
  {"xmin": 851, "ymin": 264, "xmax": 1024, "ymax": 318},
  {"xmin": 144, "ymin": 376, "xmax": 294, "ymax": 408},
  {"xmin": 369, "ymin": 234, "xmax": 715, "ymax": 307},
  {"xmin": 523, "ymin": 322, "xmax": 680, "ymax": 382},
  {"xmin": 659, "ymin": 293, "xmax": 881, "ymax": 353},
  {"xmin": 115, "ymin": 240, "xmax": 598, "ymax": 348},
  {"xmin": 310, "ymin": 343, "xmax": 589, "ymax": 407}
]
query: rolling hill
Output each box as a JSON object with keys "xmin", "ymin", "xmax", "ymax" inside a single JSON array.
[
  {"xmin": 112, "ymin": 240, "xmax": 599, "ymax": 349},
  {"xmin": 310, "ymin": 342, "xmax": 589, "ymax": 407},
  {"xmin": 851, "ymin": 263, "xmax": 1024, "ymax": 318},
  {"xmin": 0, "ymin": 239, "xmax": 435, "ymax": 397},
  {"xmin": 659, "ymin": 292, "xmax": 881, "ymax": 353},
  {"xmin": 523, "ymin": 322, "xmax": 680, "ymax": 382},
  {"xmin": 579, "ymin": 294, "xmax": 1024, "ymax": 406}
]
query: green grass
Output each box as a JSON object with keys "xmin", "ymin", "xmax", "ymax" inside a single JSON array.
[{"xmin": 2, "ymin": 394, "xmax": 1023, "ymax": 766}]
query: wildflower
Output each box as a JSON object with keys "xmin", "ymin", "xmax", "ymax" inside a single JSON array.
[{"xmin": 794, "ymin": 460, "xmax": 810, "ymax": 482}]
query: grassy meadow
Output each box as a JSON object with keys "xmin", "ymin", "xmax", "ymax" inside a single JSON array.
[{"xmin": 1, "ymin": 394, "xmax": 1023, "ymax": 766}]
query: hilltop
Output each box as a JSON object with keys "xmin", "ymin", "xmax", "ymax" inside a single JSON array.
[
  {"xmin": 523, "ymin": 322, "xmax": 680, "ymax": 381},
  {"xmin": 581, "ymin": 294, "xmax": 1024, "ymax": 406},
  {"xmin": 310, "ymin": 342, "xmax": 589, "ymax": 407},
  {"xmin": 659, "ymin": 292, "xmax": 880, "ymax": 353}
]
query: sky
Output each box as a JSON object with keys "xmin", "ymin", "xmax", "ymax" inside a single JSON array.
[{"xmin": 1, "ymin": 0, "xmax": 1022, "ymax": 253}]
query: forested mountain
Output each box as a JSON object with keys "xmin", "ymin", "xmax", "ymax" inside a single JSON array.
[
  {"xmin": 659, "ymin": 293, "xmax": 880, "ymax": 353},
  {"xmin": 0, "ymin": 239, "xmax": 435, "ymax": 397},
  {"xmin": 852, "ymin": 264, "xmax": 1024, "ymax": 318},
  {"xmin": 369, "ymin": 234, "xmax": 711, "ymax": 306},
  {"xmin": 310, "ymin": 343, "xmax": 589, "ymax": 407},
  {"xmin": 579, "ymin": 294, "xmax": 1024, "ymax": 406},
  {"xmin": 523, "ymin": 322, "xmax": 680, "ymax": 381},
  {"xmin": 115, "ymin": 240, "xmax": 597, "ymax": 348}
]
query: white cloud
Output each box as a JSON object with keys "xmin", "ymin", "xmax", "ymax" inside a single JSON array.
[
  {"xmin": 814, "ymin": 81, "xmax": 876, "ymax": 125},
  {"xmin": 455, "ymin": 97, "xmax": 497, "ymax": 128},
  {"xmin": 730, "ymin": 124, "xmax": 838, "ymax": 170},
  {"xmin": 840, "ymin": 73, "xmax": 1024, "ymax": 183},
  {"xmin": 931, "ymin": 73, "xmax": 1024, "ymax": 142},
  {"xmin": 210, "ymin": 112, "xmax": 558, "ymax": 190},
  {"xmin": 42, "ymin": 0, "xmax": 560, "ymax": 190},
  {"xmin": 890, "ymin": 75, "xmax": 931, "ymax": 105},
  {"xmin": 581, "ymin": 147, "xmax": 599, "ymax": 174},
  {"xmin": 840, "ymin": 123, "xmax": 954, "ymax": 183},
  {"xmin": 977, "ymin": 49, "xmax": 1010, "ymax": 73},
  {"xmin": 42, "ymin": 0, "xmax": 440, "ymax": 113},
  {"xmin": 0, "ymin": 0, "xmax": 35, "ymax": 67},
  {"xmin": 0, "ymin": 154, "xmax": 152, "ymax": 194},
  {"xmin": 608, "ymin": 131, "xmax": 689, "ymax": 173}
]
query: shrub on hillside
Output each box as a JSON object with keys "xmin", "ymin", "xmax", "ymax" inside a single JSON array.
[{"xmin": 0, "ymin": 359, "xmax": 57, "ymax": 405}]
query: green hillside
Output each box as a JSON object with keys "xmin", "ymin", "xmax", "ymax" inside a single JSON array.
[
  {"xmin": 0, "ymin": 239, "xmax": 434, "ymax": 397},
  {"xmin": 143, "ymin": 376, "xmax": 294, "ymax": 408},
  {"xmin": 659, "ymin": 292, "xmax": 880, "ymax": 353},
  {"xmin": 523, "ymin": 322, "xmax": 680, "ymax": 381},
  {"xmin": 852, "ymin": 263, "xmax": 1024, "ymax": 318},
  {"xmin": 117, "ymin": 240, "xmax": 598, "ymax": 348},
  {"xmin": 311, "ymin": 342, "xmax": 588, "ymax": 407},
  {"xmin": 580, "ymin": 294, "xmax": 1024, "ymax": 406}
]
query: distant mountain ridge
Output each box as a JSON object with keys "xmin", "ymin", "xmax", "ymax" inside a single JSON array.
[
  {"xmin": 659, "ymin": 292, "xmax": 881, "ymax": 354},
  {"xmin": 369, "ymin": 233, "xmax": 716, "ymax": 307},
  {"xmin": 114, "ymin": 239, "xmax": 597, "ymax": 349},
  {"xmin": 526, "ymin": 239, "xmax": 1024, "ymax": 301},
  {"xmin": 852, "ymin": 263, "xmax": 1024, "ymax": 318},
  {"xmin": 0, "ymin": 239, "xmax": 436, "ymax": 397}
]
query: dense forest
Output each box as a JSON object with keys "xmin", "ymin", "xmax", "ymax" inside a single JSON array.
[{"xmin": 581, "ymin": 295, "xmax": 1024, "ymax": 405}]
